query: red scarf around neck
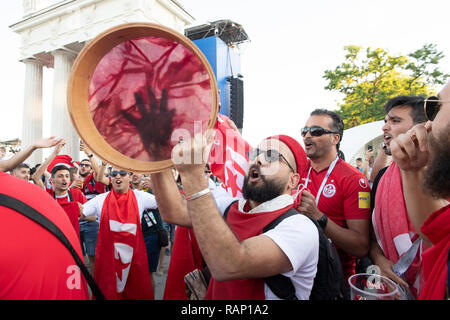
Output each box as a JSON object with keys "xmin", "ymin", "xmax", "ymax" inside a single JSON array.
[{"xmin": 94, "ymin": 189, "xmax": 154, "ymax": 300}]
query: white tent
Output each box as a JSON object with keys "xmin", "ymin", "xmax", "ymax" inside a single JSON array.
[{"xmin": 340, "ymin": 120, "xmax": 384, "ymax": 165}]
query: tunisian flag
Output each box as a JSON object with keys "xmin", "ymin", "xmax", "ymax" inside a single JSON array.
[
  {"xmin": 164, "ymin": 115, "xmax": 251, "ymax": 300},
  {"xmin": 94, "ymin": 189, "xmax": 154, "ymax": 300},
  {"xmin": 208, "ymin": 114, "xmax": 251, "ymax": 198}
]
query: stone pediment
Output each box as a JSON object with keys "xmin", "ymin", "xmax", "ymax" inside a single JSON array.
[{"xmin": 10, "ymin": 0, "xmax": 194, "ymax": 63}]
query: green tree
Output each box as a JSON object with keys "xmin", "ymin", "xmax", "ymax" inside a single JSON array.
[{"xmin": 323, "ymin": 44, "xmax": 449, "ymax": 129}]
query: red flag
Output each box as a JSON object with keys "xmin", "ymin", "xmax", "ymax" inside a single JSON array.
[
  {"xmin": 94, "ymin": 189, "xmax": 154, "ymax": 300},
  {"xmin": 209, "ymin": 114, "xmax": 251, "ymax": 198}
]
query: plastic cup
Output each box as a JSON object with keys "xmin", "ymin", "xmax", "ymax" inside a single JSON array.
[{"xmin": 348, "ymin": 273, "xmax": 399, "ymax": 300}]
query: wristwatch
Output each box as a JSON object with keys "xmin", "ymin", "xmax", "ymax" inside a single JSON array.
[
  {"xmin": 316, "ymin": 214, "xmax": 328, "ymax": 229},
  {"xmin": 88, "ymin": 154, "xmax": 94, "ymax": 158}
]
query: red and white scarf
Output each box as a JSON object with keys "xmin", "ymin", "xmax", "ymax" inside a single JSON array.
[
  {"xmin": 94, "ymin": 189, "xmax": 154, "ymax": 300},
  {"xmin": 372, "ymin": 162, "xmax": 422, "ymax": 296}
]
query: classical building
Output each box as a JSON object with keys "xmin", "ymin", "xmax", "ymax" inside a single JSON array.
[{"xmin": 10, "ymin": 0, "xmax": 194, "ymax": 164}]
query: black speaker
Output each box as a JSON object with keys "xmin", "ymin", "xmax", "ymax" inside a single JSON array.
[{"xmin": 230, "ymin": 77, "xmax": 244, "ymax": 129}]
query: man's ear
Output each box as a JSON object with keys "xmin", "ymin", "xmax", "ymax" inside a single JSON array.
[
  {"xmin": 332, "ymin": 133, "xmax": 341, "ymax": 146},
  {"xmin": 289, "ymin": 172, "xmax": 300, "ymax": 189}
]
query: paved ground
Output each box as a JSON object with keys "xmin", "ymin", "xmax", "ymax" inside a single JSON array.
[
  {"xmin": 153, "ymin": 251, "xmax": 171, "ymax": 300},
  {"xmin": 83, "ymin": 250, "xmax": 171, "ymax": 300}
]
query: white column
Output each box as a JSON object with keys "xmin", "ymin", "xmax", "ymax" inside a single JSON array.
[
  {"xmin": 22, "ymin": 59, "xmax": 43, "ymax": 166},
  {"xmin": 51, "ymin": 49, "xmax": 79, "ymax": 160}
]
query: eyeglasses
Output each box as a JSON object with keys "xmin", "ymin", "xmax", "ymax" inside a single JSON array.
[
  {"xmin": 110, "ymin": 170, "xmax": 129, "ymax": 178},
  {"xmin": 248, "ymin": 148, "xmax": 295, "ymax": 173},
  {"xmin": 301, "ymin": 126, "xmax": 338, "ymax": 137},
  {"xmin": 79, "ymin": 163, "xmax": 91, "ymax": 168},
  {"xmin": 424, "ymin": 96, "xmax": 449, "ymax": 121}
]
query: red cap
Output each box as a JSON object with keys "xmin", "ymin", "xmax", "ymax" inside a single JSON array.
[
  {"xmin": 47, "ymin": 155, "xmax": 74, "ymax": 173},
  {"xmin": 266, "ymin": 135, "xmax": 307, "ymax": 178}
]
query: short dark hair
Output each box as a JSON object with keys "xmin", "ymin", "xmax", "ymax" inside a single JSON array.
[
  {"xmin": 51, "ymin": 165, "xmax": 70, "ymax": 177},
  {"xmin": 14, "ymin": 163, "xmax": 30, "ymax": 171},
  {"xmin": 384, "ymin": 95, "xmax": 427, "ymax": 124},
  {"xmin": 356, "ymin": 157, "xmax": 362, "ymax": 162},
  {"xmin": 310, "ymin": 109, "xmax": 344, "ymax": 150}
]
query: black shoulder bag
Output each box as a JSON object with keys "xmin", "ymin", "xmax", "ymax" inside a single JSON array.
[{"xmin": 0, "ymin": 193, "xmax": 105, "ymax": 300}]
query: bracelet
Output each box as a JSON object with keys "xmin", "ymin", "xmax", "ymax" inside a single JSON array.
[
  {"xmin": 88, "ymin": 154, "xmax": 94, "ymax": 158},
  {"xmin": 185, "ymin": 188, "xmax": 211, "ymax": 201}
]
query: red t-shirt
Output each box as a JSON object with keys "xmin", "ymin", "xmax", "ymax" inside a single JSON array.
[
  {"xmin": 303, "ymin": 159, "xmax": 371, "ymax": 279},
  {"xmin": 0, "ymin": 172, "xmax": 89, "ymax": 299},
  {"xmin": 46, "ymin": 188, "xmax": 87, "ymax": 238},
  {"xmin": 46, "ymin": 187, "xmax": 88, "ymax": 205}
]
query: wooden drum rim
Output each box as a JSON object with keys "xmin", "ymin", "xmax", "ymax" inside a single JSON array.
[{"xmin": 67, "ymin": 22, "xmax": 219, "ymax": 173}]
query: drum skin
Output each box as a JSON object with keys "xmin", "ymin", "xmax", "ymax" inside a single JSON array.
[{"xmin": 68, "ymin": 23, "xmax": 219, "ymax": 172}]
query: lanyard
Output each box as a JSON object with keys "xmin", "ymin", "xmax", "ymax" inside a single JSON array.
[{"xmin": 304, "ymin": 156, "xmax": 339, "ymax": 206}]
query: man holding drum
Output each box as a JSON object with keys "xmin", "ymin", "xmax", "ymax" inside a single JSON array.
[{"xmin": 151, "ymin": 132, "xmax": 319, "ymax": 300}]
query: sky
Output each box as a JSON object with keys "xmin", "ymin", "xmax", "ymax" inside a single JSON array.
[{"xmin": 1, "ymin": 0, "xmax": 449, "ymax": 150}]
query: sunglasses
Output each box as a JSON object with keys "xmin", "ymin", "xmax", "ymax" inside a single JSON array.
[
  {"xmin": 79, "ymin": 163, "xmax": 91, "ymax": 168},
  {"xmin": 424, "ymin": 96, "xmax": 448, "ymax": 121},
  {"xmin": 301, "ymin": 126, "xmax": 338, "ymax": 137},
  {"xmin": 110, "ymin": 170, "xmax": 129, "ymax": 178},
  {"xmin": 248, "ymin": 148, "xmax": 295, "ymax": 172}
]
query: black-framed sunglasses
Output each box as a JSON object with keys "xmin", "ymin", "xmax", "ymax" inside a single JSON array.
[
  {"xmin": 248, "ymin": 148, "xmax": 295, "ymax": 173},
  {"xmin": 110, "ymin": 170, "xmax": 129, "ymax": 178},
  {"xmin": 79, "ymin": 163, "xmax": 92, "ymax": 168},
  {"xmin": 301, "ymin": 126, "xmax": 338, "ymax": 137},
  {"xmin": 424, "ymin": 96, "xmax": 448, "ymax": 121}
]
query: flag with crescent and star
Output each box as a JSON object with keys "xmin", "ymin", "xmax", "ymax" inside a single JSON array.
[{"xmin": 209, "ymin": 114, "xmax": 251, "ymax": 198}]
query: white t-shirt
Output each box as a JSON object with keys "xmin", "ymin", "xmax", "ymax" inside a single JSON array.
[
  {"xmin": 83, "ymin": 189, "xmax": 157, "ymax": 221},
  {"xmin": 210, "ymin": 188, "xmax": 319, "ymax": 300}
]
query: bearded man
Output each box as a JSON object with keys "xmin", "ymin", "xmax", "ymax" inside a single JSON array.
[{"xmin": 151, "ymin": 133, "xmax": 319, "ymax": 300}]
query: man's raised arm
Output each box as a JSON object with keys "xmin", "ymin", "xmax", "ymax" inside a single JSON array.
[
  {"xmin": 31, "ymin": 140, "xmax": 66, "ymax": 189},
  {"xmin": 150, "ymin": 169, "xmax": 191, "ymax": 227},
  {"xmin": 0, "ymin": 136, "xmax": 62, "ymax": 172}
]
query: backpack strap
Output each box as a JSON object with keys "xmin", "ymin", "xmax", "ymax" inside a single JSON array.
[
  {"xmin": 52, "ymin": 189, "xmax": 73, "ymax": 202},
  {"xmin": 222, "ymin": 200, "xmax": 239, "ymax": 221},
  {"xmin": 0, "ymin": 193, "xmax": 105, "ymax": 300},
  {"xmin": 262, "ymin": 208, "xmax": 299, "ymax": 232},
  {"xmin": 262, "ymin": 208, "xmax": 299, "ymax": 300}
]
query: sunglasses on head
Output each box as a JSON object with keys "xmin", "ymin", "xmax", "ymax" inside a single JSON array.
[
  {"xmin": 248, "ymin": 148, "xmax": 295, "ymax": 172},
  {"xmin": 424, "ymin": 96, "xmax": 448, "ymax": 121},
  {"xmin": 301, "ymin": 126, "xmax": 338, "ymax": 137},
  {"xmin": 110, "ymin": 170, "xmax": 129, "ymax": 178}
]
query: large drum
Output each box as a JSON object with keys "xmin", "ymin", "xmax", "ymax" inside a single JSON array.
[{"xmin": 68, "ymin": 23, "xmax": 219, "ymax": 173}]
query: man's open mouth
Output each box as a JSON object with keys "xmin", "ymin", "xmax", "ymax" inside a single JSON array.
[
  {"xmin": 304, "ymin": 139, "xmax": 314, "ymax": 150},
  {"xmin": 248, "ymin": 166, "xmax": 262, "ymax": 183}
]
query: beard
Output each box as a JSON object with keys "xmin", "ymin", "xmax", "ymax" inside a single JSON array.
[
  {"xmin": 422, "ymin": 128, "xmax": 450, "ymax": 199},
  {"xmin": 242, "ymin": 166, "xmax": 286, "ymax": 203}
]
